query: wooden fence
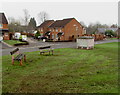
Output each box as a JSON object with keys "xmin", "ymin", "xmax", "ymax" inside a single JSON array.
[{"xmin": 82, "ymin": 34, "xmax": 105, "ymax": 41}]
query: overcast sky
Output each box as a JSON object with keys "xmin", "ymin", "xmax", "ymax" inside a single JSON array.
[{"xmin": 1, "ymin": 1, "xmax": 118, "ymax": 26}]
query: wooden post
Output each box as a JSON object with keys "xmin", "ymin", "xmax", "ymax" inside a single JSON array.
[
  {"xmin": 52, "ymin": 50, "xmax": 53, "ymax": 55},
  {"xmin": 24, "ymin": 55, "xmax": 26, "ymax": 62},
  {"xmin": 20, "ymin": 60, "xmax": 22, "ymax": 66},
  {"xmin": 49, "ymin": 50, "xmax": 50, "ymax": 55},
  {"xmin": 12, "ymin": 56, "xmax": 14, "ymax": 65},
  {"xmin": 40, "ymin": 50, "xmax": 42, "ymax": 55}
]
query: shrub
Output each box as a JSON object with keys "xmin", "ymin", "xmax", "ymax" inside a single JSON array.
[
  {"xmin": 35, "ymin": 31, "xmax": 41, "ymax": 39},
  {"xmin": 105, "ymin": 30, "xmax": 116, "ymax": 37}
]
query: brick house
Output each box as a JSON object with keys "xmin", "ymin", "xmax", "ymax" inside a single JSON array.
[
  {"xmin": 37, "ymin": 20, "xmax": 54, "ymax": 36},
  {"xmin": 37, "ymin": 18, "xmax": 85, "ymax": 41},
  {"xmin": 0, "ymin": 13, "xmax": 9, "ymax": 40}
]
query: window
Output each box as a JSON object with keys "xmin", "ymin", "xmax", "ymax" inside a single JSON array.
[
  {"xmin": 73, "ymin": 24, "xmax": 76, "ymax": 26},
  {"xmin": 56, "ymin": 34, "xmax": 58, "ymax": 38},
  {"xmin": 56, "ymin": 28, "xmax": 58, "ymax": 32},
  {"xmin": 41, "ymin": 28, "xmax": 43, "ymax": 32},
  {"xmin": 53, "ymin": 29, "xmax": 54, "ymax": 31},
  {"xmin": 52, "ymin": 34, "xmax": 54, "ymax": 39},
  {"xmin": 0, "ymin": 24, "xmax": 3, "ymax": 28},
  {"xmin": 76, "ymin": 27, "xmax": 78, "ymax": 31},
  {"xmin": 60, "ymin": 28, "xmax": 62, "ymax": 32}
]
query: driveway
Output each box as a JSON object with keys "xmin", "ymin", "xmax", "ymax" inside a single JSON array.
[{"xmin": 1, "ymin": 39, "xmax": 119, "ymax": 56}]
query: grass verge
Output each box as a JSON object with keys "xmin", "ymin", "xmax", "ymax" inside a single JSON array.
[
  {"xmin": 2, "ymin": 42, "xmax": 119, "ymax": 93},
  {"xmin": 3, "ymin": 40, "xmax": 26, "ymax": 46}
]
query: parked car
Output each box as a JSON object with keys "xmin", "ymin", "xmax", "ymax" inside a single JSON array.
[
  {"xmin": 40, "ymin": 36, "xmax": 47, "ymax": 40},
  {"xmin": 14, "ymin": 32, "xmax": 21, "ymax": 40}
]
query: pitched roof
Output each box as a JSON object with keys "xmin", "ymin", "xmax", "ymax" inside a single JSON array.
[
  {"xmin": 98, "ymin": 28, "xmax": 118, "ymax": 33},
  {"xmin": 49, "ymin": 18, "xmax": 74, "ymax": 28},
  {"xmin": 0, "ymin": 13, "xmax": 8, "ymax": 24},
  {"xmin": 37, "ymin": 20, "xmax": 54, "ymax": 28}
]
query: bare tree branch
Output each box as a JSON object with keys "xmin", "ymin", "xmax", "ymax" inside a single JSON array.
[
  {"xmin": 23, "ymin": 9, "xmax": 30, "ymax": 26},
  {"xmin": 37, "ymin": 11, "xmax": 49, "ymax": 24}
]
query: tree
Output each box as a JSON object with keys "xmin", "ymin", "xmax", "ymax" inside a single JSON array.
[
  {"xmin": 28, "ymin": 17, "xmax": 36, "ymax": 30},
  {"xmin": 86, "ymin": 23, "xmax": 109, "ymax": 34},
  {"xmin": 8, "ymin": 17, "xmax": 24, "ymax": 32},
  {"xmin": 23, "ymin": 9, "xmax": 30, "ymax": 26},
  {"xmin": 105, "ymin": 30, "xmax": 116, "ymax": 37},
  {"xmin": 80, "ymin": 21, "xmax": 87, "ymax": 29},
  {"xmin": 110, "ymin": 24, "xmax": 118, "ymax": 28},
  {"xmin": 35, "ymin": 31, "xmax": 41, "ymax": 39},
  {"xmin": 37, "ymin": 11, "xmax": 49, "ymax": 24},
  {"xmin": 8, "ymin": 17, "xmax": 16, "ymax": 24},
  {"xmin": 23, "ymin": 9, "xmax": 30, "ymax": 33},
  {"xmin": 86, "ymin": 23, "xmax": 96, "ymax": 34}
]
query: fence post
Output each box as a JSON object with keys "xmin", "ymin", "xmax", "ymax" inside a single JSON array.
[{"xmin": 12, "ymin": 56, "xmax": 14, "ymax": 65}]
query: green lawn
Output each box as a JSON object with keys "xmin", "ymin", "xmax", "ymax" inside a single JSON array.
[
  {"xmin": 4, "ymin": 40, "xmax": 26, "ymax": 45},
  {"xmin": 107, "ymin": 37, "xmax": 118, "ymax": 40},
  {"xmin": 2, "ymin": 42, "xmax": 119, "ymax": 93}
]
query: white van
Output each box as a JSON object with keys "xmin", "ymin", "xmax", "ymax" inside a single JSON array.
[
  {"xmin": 22, "ymin": 35, "xmax": 27, "ymax": 41},
  {"xmin": 14, "ymin": 32, "xmax": 21, "ymax": 39}
]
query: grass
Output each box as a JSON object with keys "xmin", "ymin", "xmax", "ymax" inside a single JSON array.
[
  {"xmin": 107, "ymin": 37, "xmax": 118, "ymax": 40},
  {"xmin": 2, "ymin": 42, "xmax": 119, "ymax": 93},
  {"xmin": 4, "ymin": 40, "xmax": 26, "ymax": 45}
]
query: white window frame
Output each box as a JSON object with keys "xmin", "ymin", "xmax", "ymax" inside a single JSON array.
[
  {"xmin": 41, "ymin": 28, "xmax": 43, "ymax": 32},
  {"xmin": 56, "ymin": 34, "xmax": 58, "ymax": 38},
  {"xmin": 56, "ymin": 28, "xmax": 58, "ymax": 32},
  {"xmin": 73, "ymin": 24, "xmax": 76, "ymax": 27},
  {"xmin": 52, "ymin": 29, "xmax": 54, "ymax": 31},
  {"xmin": 76, "ymin": 26, "xmax": 78, "ymax": 31},
  {"xmin": 52, "ymin": 34, "xmax": 54, "ymax": 39},
  {"xmin": 60, "ymin": 28, "xmax": 62, "ymax": 32}
]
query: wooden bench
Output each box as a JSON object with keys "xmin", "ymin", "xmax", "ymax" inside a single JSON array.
[
  {"xmin": 39, "ymin": 46, "xmax": 54, "ymax": 55},
  {"xmin": 10, "ymin": 48, "xmax": 26, "ymax": 66}
]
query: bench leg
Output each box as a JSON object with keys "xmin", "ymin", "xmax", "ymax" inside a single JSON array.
[
  {"xmin": 52, "ymin": 50, "xmax": 53, "ymax": 55},
  {"xmin": 12, "ymin": 56, "xmax": 14, "ymax": 65},
  {"xmin": 24, "ymin": 55, "xmax": 26, "ymax": 62},
  {"xmin": 40, "ymin": 52, "xmax": 42, "ymax": 55},
  {"xmin": 20, "ymin": 60, "xmax": 22, "ymax": 66}
]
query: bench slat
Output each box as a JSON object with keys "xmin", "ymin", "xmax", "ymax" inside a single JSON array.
[
  {"xmin": 39, "ymin": 46, "xmax": 51, "ymax": 49},
  {"xmin": 39, "ymin": 46, "xmax": 54, "ymax": 55},
  {"xmin": 14, "ymin": 54, "xmax": 24, "ymax": 60},
  {"xmin": 10, "ymin": 48, "xmax": 19, "ymax": 55}
]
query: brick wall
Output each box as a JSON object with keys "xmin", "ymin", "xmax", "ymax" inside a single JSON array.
[
  {"xmin": 48, "ymin": 19, "xmax": 84, "ymax": 41},
  {"xmin": 64, "ymin": 19, "xmax": 83, "ymax": 41},
  {"xmin": 3, "ymin": 33, "xmax": 10, "ymax": 40}
]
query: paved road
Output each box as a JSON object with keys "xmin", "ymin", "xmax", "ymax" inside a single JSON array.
[
  {"xmin": 1, "ymin": 39, "xmax": 119, "ymax": 56},
  {"xmin": 1, "ymin": 42, "xmax": 12, "ymax": 49}
]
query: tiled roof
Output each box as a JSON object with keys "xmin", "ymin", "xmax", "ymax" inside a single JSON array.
[
  {"xmin": 49, "ymin": 18, "xmax": 74, "ymax": 28},
  {"xmin": 0, "ymin": 13, "xmax": 8, "ymax": 24},
  {"xmin": 37, "ymin": 20, "xmax": 54, "ymax": 28}
]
